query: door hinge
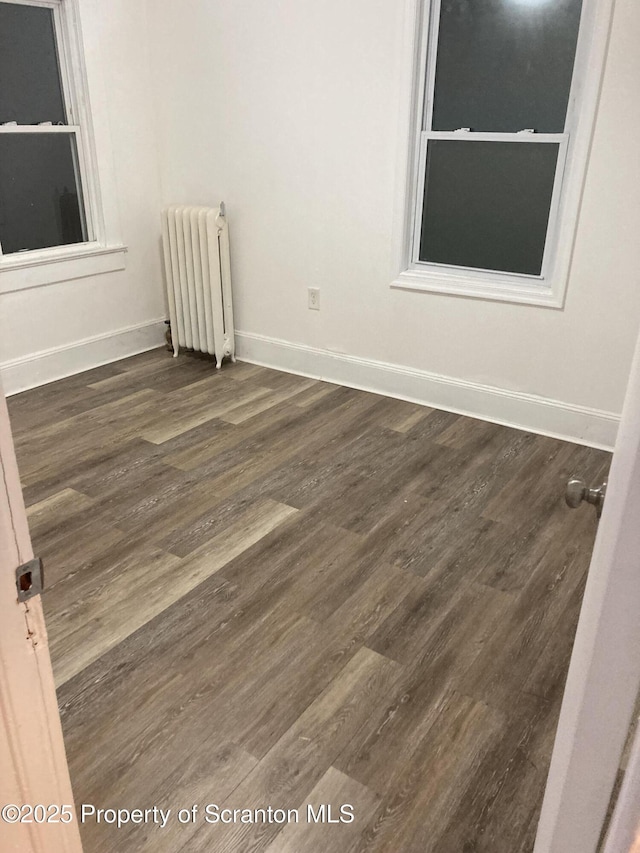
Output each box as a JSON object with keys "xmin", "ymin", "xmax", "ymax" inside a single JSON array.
[{"xmin": 16, "ymin": 557, "xmax": 44, "ymax": 602}]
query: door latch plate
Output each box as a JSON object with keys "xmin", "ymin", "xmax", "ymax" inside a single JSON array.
[{"xmin": 16, "ymin": 558, "xmax": 44, "ymax": 602}]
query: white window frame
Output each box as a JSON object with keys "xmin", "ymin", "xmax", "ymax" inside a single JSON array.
[
  {"xmin": 391, "ymin": 0, "xmax": 615, "ymax": 309},
  {"xmin": 0, "ymin": 0, "xmax": 126, "ymax": 293}
]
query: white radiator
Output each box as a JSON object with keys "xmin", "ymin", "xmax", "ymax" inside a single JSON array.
[{"xmin": 161, "ymin": 203, "xmax": 235, "ymax": 368}]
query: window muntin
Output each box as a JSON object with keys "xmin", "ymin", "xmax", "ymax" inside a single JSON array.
[
  {"xmin": 0, "ymin": 0, "xmax": 91, "ymax": 257},
  {"xmin": 414, "ymin": 0, "xmax": 585, "ymax": 281}
]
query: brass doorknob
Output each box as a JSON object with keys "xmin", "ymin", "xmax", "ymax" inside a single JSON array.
[{"xmin": 565, "ymin": 477, "xmax": 607, "ymax": 518}]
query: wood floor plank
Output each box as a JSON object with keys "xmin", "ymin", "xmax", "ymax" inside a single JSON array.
[
  {"xmin": 427, "ymin": 692, "xmax": 557, "ymax": 853},
  {"xmin": 186, "ymin": 647, "xmax": 401, "ymax": 852},
  {"xmin": 346, "ymin": 692, "xmax": 504, "ymax": 853},
  {"xmin": 265, "ymin": 767, "xmax": 380, "ymax": 853},
  {"xmin": 457, "ymin": 540, "xmax": 593, "ymax": 711},
  {"xmin": 336, "ymin": 583, "xmax": 515, "ymax": 796},
  {"xmin": 15, "ymin": 388, "xmax": 166, "ymax": 486},
  {"xmin": 87, "ymin": 353, "xmax": 222, "ymax": 394},
  {"xmin": 520, "ymin": 573, "xmax": 588, "ymax": 705},
  {"xmin": 51, "ymin": 499, "xmax": 297, "ymax": 685},
  {"xmin": 34, "ymin": 520, "xmax": 126, "ymax": 588},
  {"xmin": 59, "ymin": 586, "xmax": 307, "ymax": 800},
  {"xmin": 291, "ymin": 381, "xmax": 342, "ymax": 408},
  {"xmin": 84, "ymin": 461, "xmax": 234, "ymax": 542},
  {"xmin": 229, "ymin": 562, "xmax": 419, "ymax": 759},
  {"xmin": 162, "ymin": 397, "xmax": 315, "ymax": 472},
  {"xmin": 26, "ymin": 487, "xmax": 96, "ymax": 541},
  {"xmin": 81, "ymin": 741, "xmax": 258, "ymax": 853},
  {"xmin": 375, "ymin": 400, "xmax": 433, "ymax": 434},
  {"xmin": 219, "ymin": 377, "xmax": 317, "ymax": 424},
  {"xmin": 45, "ymin": 543, "xmax": 183, "ymax": 685},
  {"xmin": 140, "ymin": 382, "xmax": 273, "ymax": 444},
  {"xmin": 6, "ymin": 362, "xmax": 123, "ymax": 429}
]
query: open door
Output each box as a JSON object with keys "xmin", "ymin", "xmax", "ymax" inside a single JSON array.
[
  {"xmin": 0, "ymin": 386, "xmax": 82, "ymax": 853},
  {"xmin": 534, "ymin": 329, "xmax": 640, "ymax": 852}
]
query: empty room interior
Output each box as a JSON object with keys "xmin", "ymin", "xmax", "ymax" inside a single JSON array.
[{"xmin": 1, "ymin": 0, "xmax": 640, "ymax": 851}]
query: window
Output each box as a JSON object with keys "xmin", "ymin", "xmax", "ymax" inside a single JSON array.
[
  {"xmin": 394, "ymin": 0, "xmax": 607, "ymax": 307},
  {"xmin": 0, "ymin": 0, "xmax": 125, "ymax": 290}
]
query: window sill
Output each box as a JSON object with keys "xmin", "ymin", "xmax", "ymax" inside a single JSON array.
[
  {"xmin": 391, "ymin": 268, "xmax": 563, "ymax": 309},
  {"xmin": 0, "ymin": 244, "xmax": 128, "ymax": 295}
]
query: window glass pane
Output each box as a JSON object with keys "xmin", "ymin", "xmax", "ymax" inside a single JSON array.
[
  {"xmin": 0, "ymin": 3, "xmax": 66, "ymax": 124},
  {"xmin": 431, "ymin": 0, "xmax": 583, "ymax": 133},
  {"xmin": 0, "ymin": 133, "xmax": 87, "ymax": 254},
  {"xmin": 419, "ymin": 140, "xmax": 559, "ymax": 276}
]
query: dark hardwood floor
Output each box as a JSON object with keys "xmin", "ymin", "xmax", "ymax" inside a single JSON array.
[{"xmin": 7, "ymin": 349, "xmax": 610, "ymax": 852}]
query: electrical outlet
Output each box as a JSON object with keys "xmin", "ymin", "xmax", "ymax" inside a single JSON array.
[{"xmin": 308, "ymin": 287, "xmax": 320, "ymax": 310}]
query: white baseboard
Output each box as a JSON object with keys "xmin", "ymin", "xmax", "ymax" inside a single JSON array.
[
  {"xmin": 1, "ymin": 319, "xmax": 166, "ymax": 396},
  {"xmin": 236, "ymin": 330, "xmax": 619, "ymax": 451}
]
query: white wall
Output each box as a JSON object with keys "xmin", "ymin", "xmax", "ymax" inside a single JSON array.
[
  {"xmin": 0, "ymin": 0, "xmax": 166, "ymax": 394},
  {"xmin": 149, "ymin": 0, "xmax": 640, "ymax": 448}
]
